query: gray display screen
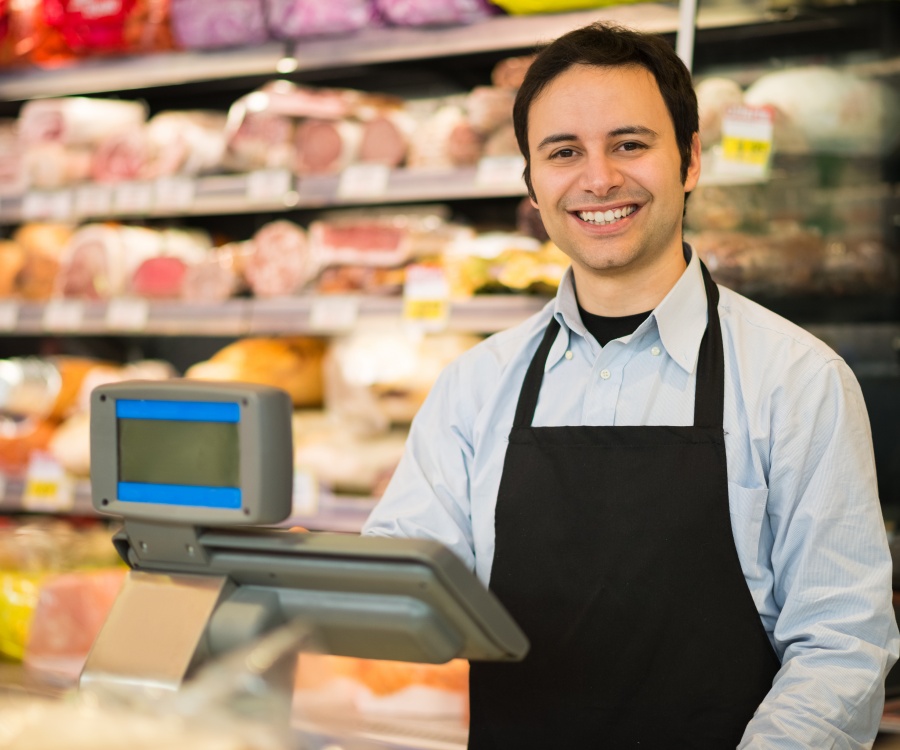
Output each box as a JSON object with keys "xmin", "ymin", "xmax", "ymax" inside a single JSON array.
[{"xmin": 118, "ymin": 418, "xmax": 240, "ymax": 488}]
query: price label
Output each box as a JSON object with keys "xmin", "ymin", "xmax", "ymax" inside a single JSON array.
[
  {"xmin": 336, "ymin": 164, "xmax": 390, "ymax": 200},
  {"xmin": 114, "ymin": 181, "xmax": 155, "ymax": 214},
  {"xmin": 75, "ymin": 184, "xmax": 113, "ymax": 217},
  {"xmin": 0, "ymin": 472, "xmax": 6, "ymax": 505},
  {"xmin": 403, "ymin": 263, "xmax": 449, "ymax": 332},
  {"xmin": 155, "ymin": 176, "xmax": 196, "ymax": 212},
  {"xmin": 719, "ymin": 106, "xmax": 774, "ymax": 179},
  {"xmin": 246, "ymin": 169, "xmax": 292, "ymax": 203},
  {"xmin": 105, "ymin": 298, "xmax": 149, "ymax": 331},
  {"xmin": 23, "ymin": 452, "xmax": 74, "ymax": 513},
  {"xmin": 22, "ymin": 190, "xmax": 74, "ymax": 221},
  {"xmin": 43, "ymin": 299, "xmax": 84, "ymax": 331},
  {"xmin": 0, "ymin": 301, "xmax": 19, "ymax": 331},
  {"xmin": 309, "ymin": 295, "xmax": 360, "ymax": 332},
  {"xmin": 476, "ymin": 155, "xmax": 526, "ymax": 188},
  {"xmin": 292, "ymin": 468, "xmax": 319, "ymax": 517}
]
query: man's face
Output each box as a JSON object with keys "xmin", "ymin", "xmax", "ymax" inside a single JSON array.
[{"xmin": 527, "ymin": 64, "xmax": 700, "ymax": 284}]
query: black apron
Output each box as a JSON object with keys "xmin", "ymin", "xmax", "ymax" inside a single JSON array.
[{"xmin": 469, "ymin": 265, "xmax": 780, "ymax": 749}]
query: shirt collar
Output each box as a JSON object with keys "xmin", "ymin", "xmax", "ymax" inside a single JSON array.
[{"xmin": 549, "ymin": 244, "xmax": 709, "ymax": 374}]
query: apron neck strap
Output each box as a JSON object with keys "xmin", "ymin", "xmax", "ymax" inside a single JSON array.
[{"xmin": 512, "ymin": 261, "xmax": 725, "ymax": 430}]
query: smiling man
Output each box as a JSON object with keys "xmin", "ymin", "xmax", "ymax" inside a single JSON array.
[{"xmin": 363, "ymin": 22, "xmax": 898, "ymax": 749}]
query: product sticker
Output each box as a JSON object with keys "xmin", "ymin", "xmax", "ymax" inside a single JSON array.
[
  {"xmin": 75, "ymin": 184, "xmax": 113, "ymax": 218},
  {"xmin": 719, "ymin": 105, "xmax": 774, "ymax": 179},
  {"xmin": 154, "ymin": 176, "xmax": 196, "ymax": 212},
  {"xmin": 476, "ymin": 155, "xmax": 526, "ymax": 188},
  {"xmin": 337, "ymin": 164, "xmax": 390, "ymax": 200},
  {"xmin": 0, "ymin": 300, "xmax": 18, "ymax": 331},
  {"xmin": 22, "ymin": 190, "xmax": 73, "ymax": 221},
  {"xmin": 23, "ymin": 452, "xmax": 74, "ymax": 513},
  {"xmin": 114, "ymin": 181, "xmax": 155, "ymax": 214},
  {"xmin": 403, "ymin": 263, "xmax": 450, "ymax": 332},
  {"xmin": 246, "ymin": 169, "xmax": 292, "ymax": 203}
]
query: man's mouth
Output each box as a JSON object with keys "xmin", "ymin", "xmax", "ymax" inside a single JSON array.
[{"xmin": 575, "ymin": 205, "xmax": 637, "ymax": 226}]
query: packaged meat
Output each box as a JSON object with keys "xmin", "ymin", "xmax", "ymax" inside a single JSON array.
[
  {"xmin": 181, "ymin": 243, "xmax": 247, "ymax": 302},
  {"xmin": 375, "ymin": 0, "xmax": 496, "ymax": 27},
  {"xmin": 223, "ymin": 110, "xmax": 296, "ymax": 172},
  {"xmin": 41, "ymin": 0, "xmax": 176, "ymax": 57},
  {"xmin": 0, "ymin": 419, "xmax": 57, "ymax": 475},
  {"xmin": 263, "ymin": 0, "xmax": 379, "ymax": 40},
  {"xmin": 169, "ymin": 0, "xmax": 268, "ymax": 49},
  {"xmin": 244, "ymin": 220, "xmax": 317, "ymax": 297},
  {"xmin": 743, "ymin": 66, "xmax": 900, "ymax": 155},
  {"xmin": 695, "ymin": 76, "xmax": 744, "ymax": 147},
  {"xmin": 684, "ymin": 184, "xmax": 768, "ymax": 232},
  {"xmin": 315, "ymin": 265, "xmax": 405, "ymax": 295},
  {"xmin": 12, "ymin": 222, "xmax": 75, "ymax": 301},
  {"xmin": 90, "ymin": 128, "xmax": 154, "ymax": 183},
  {"xmin": 491, "ymin": 54, "xmax": 535, "ymax": 90},
  {"xmin": 126, "ymin": 227, "xmax": 211, "ymax": 298},
  {"xmin": 464, "ymin": 86, "xmax": 515, "ymax": 135},
  {"xmin": 357, "ymin": 108, "xmax": 417, "ymax": 168},
  {"xmin": 145, "ymin": 110, "xmax": 228, "ymax": 177},
  {"xmin": 18, "ymin": 97, "xmax": 148, "ymax": 148},
  {"xmin": 407, "ymin": 104, "xmax": 477, "ymax": 170},
  {"xmin": 23, "ymin": 567, "xmax": 126, "ymax": 686},
  {"xmin": 186, "ymin": 336, "xmax": 327, "ymax": 408},
  {"xmin": 22, "ymin": 142, "xmax": 93, "ymax": 190},
  {"xmin": 0, "ymin": 118, "xmax": 25, "ymax": 195},
  {"xmin": 294, "ymin": 118, "xmax": 363, "ymax": 175},
  {"xmin": 0, "ymin": 239, "xmax": 25, "ymax": 297}
]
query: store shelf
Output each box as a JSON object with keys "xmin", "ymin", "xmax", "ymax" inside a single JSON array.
[
  {"xmin": 0, "ymin": 294, "xmax": 548, "ymax": 336},
  {"xmin": 0, "ymin": 163, "xmax": 528, "ymax": 224}
]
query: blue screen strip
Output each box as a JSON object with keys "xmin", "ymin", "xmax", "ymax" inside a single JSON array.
[
  {"xmin": 118, "ymin": 482, "xmax": 242, "ymax": 509},
  {"xmin": 116, "ymin": 399, "xmax": 240, "ymax": 423}
]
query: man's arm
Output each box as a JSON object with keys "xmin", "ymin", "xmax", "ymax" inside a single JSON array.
[
  {"xmin": 741, "ymin": 358, "xmax": 899, "ymax": 749},
  {"xmin": 362, "ymin": 360, "xmax": 478, "ymax": 570}
]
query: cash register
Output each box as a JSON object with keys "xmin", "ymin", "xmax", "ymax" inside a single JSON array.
[{"xmin": 80, "ymin": 380, "xmax": 528, "ymax": 717}]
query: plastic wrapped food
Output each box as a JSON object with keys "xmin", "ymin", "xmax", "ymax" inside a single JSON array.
[
  {"xmin": 244, "ymin": 220, "xmax": 317, "ymax": 297},
  {"xmin": 264, "ymin": 0, "xmax": 379, "ymax": 39},
  {"xmin": 375, "ymin": 0, "xmax": 496, "ymax": 26},
  {"xmin": 169, "ymin": 0, "xmax": 269, "ymax": 49}
]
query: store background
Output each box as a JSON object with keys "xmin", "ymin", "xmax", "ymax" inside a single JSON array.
[{"xmin": 0, "ymin": 0, "xmax": 898, "ymax": 747}]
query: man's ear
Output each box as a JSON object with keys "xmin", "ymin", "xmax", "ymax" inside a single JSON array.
[{"xmin": 685, "ymin": 132, "xmax": 701, "ymax": 192}]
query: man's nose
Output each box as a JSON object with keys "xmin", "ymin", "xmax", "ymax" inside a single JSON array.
[{"xmin": 579, "ymin": 153, "xmax": 624, "ymax": 195}]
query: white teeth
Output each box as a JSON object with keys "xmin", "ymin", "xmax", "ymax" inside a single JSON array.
[{"xmin": 577, "ymin": 205, "xmax": 635, "ymax": 225}]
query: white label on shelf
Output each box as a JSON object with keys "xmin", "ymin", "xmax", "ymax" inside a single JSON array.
[
  {"xmin": 43, "ymin": 299, "xmax": 84, "ymax": 331},
  {"xmin": 476, "ymin": 155, "xmax": 526, "ymax": 188},
  {"xmin": 0, "ymin": 300, "xmax": 18, "ymax": 331},
  {"xmin": 75, "ymin": 184, "xmax": 113, "ymax": 217},
  {"xmin": 246, "ymin": 169, "xmax": 292, "ymax": 203},
  {"xmin": 309, "ymin": 295, "xmax": 360, "ymax": 332},
  {"xmin": 114, "ymin": 181, "xmax": 155, "ymax": 214},
  {"xmin": 106, "ymin": 298, "xmax": 149, "ymax": 331},
  {"xmin": 22, "ymin": 190, "xmax": 73, "ymax": 221},
  {"xmin": 0, "ymin": 472, "xmax": 6, "ymax": 504},
  {"xmin": 336, "ymin": 164, "xmax": 390, "ymax": 200},
  {"xmin": 155, "ymin": 176, "xmax": 196, "ymax": 212},
  {"xmin": 403, "ymin": 263, "xmax": 450, "ymax": 332},
  {"xmin": 23, "ymin": 452, "xmax": 74, "ymax": 513},
  {"xmin": 292, "ymin": 468, "xmax": 319, "ymax": 517},
  {"xmin": 718, "ymin": 105, "xmax": 774, "ymax": 180}
]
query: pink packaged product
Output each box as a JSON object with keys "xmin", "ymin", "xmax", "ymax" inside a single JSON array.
[
  {"xmin": 169, "ymin": 0, "xmax": 269, "ymax": 50},
  {"xmin": 375, "ymin": 0, "xmax": 498, "ymax": 27},
  {"xmin": 264, "ymin": 0, "xmax": 381, "ymax": 40}
]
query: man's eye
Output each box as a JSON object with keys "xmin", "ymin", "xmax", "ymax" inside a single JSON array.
[
  {"xmin": 619, "ymin": 142, "xmax": 645, "ymax": 152},
  {"xmin": 551, "ymin": 148, "xmax": 576, "ymax": 159}
]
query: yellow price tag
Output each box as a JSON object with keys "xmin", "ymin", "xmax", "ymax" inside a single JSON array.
[
  {"xmin": 718, "ymin": 105, "xmax": 774, "ymax": 180},
  {"xmin": 404, "ymin": 298, "xmax": 448, "ymax": 321},
  {"xmin": 22, "ymin": 452, "xmax": 74, "ymax": 512},
  {"xmin": 721, "ymin": 135, "xmax": 772, "ymax": 166}
]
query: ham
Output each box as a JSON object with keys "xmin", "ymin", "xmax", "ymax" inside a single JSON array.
[
  {"xmin": 358, "ymin": 109, "xmax": 416, "ymax": 167},
  {"xmin": 264, "ymin": 0, "xmax": 379, "ymax": 40},
  {"xmin": 169, "ymin": 0, "xmax": 268, "ymax": 49},
  {"xmin": 145, "ymin": 110, "xmax": 228, "ymax": 176},
  {"xmin": 12, "ymin": 223, "xmax": 75, "ymax": 301},
  {"xmin": 180, "ymin": 243, "xmax": 246, "ymax": 302},
  {"xmin": 244, "ymin": 220, "xmax": 315, "ymax": 297},
  {"xmin": 294, "ymin": 117, "xmax": 362, "ymax": 175},
  {"xmin": 464, "ymin": 86, "xmax": 515, "ymax": 135},
  {"xmin": 90, "ymin": 129, "xmax": 153, "ymax": 183},
  {"xmin": 18, "ymin": 97, "xmax": 147, "ymax": 148},
  {"xmin": 129, "ymin": 255, "xmax": 188, "ymax": 298}
]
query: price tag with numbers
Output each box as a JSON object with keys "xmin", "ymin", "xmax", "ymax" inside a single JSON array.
[
  {"xmin": 337, "ymin": 164, "xmax": 390, "ymax": 200},
  {"xmin": 246, "ymin": 169, "xmax": 292, "ymax": 203},
  {"xmin": 105, "ymin": 298, "xmax": 149, "ymax": 331},
  {"xmin": 114, "ymin": 181, "xmax": 155, "ymax": 214},
  {"xmin": 476, "ymin": 155, "xmax": 526, "ymax": 188},
  {"xmin": 403, "ymin": 263, "xmax": 450, "ymax": 332},
  {"xmin": 719, "ymin": 105, "xmax": 774, "ymax": 179},
  {"xmin": 43, "ymin": 299, "xmax": 84, "ymax": 331},
  {"xmin": 155, "ymin": 176, "xmax": 196, "ymax": 212},
  {"xmin": 309, "ymin": 295, "xmax": 360, "ymax": 332},
  {"xmin": 0, "ymin": 300, "xmax": 18, "ymax": 331},
  {"xmin": 23, "ymin": 452, "xmax": 74, "ymax": 513}
]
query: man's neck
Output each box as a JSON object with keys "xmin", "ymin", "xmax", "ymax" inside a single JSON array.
[{"xmin": 573, "ymin": 249, "xmax": 688, "ymax": 317}]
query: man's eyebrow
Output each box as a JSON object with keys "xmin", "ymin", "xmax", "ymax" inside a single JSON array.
[{"xmin": 535, "ymin": 126, "xmax": 659, "ymax": 152}]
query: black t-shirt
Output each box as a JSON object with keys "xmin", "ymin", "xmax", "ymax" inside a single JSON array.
[{"xmin": 577, "ymin": 305, "xmax": 652, "ymax": 347}]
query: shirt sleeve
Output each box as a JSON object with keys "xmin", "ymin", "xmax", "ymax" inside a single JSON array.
[
  {"xmin": 740, "ymin": 357, "xmax": 900, "ymax": 749},
  {"xmin": 361, "ymin": 357, "xmax": 478, "ymax": 571}
]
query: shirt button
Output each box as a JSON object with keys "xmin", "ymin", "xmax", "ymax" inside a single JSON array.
[
  {"xmin": 651, "ymin": 346, "xmax": 661, "ymax": 356},
  {"xmin": 565, "ymin": 350, "xmax": 573, "ymax": 360},
  {"xmin": 600, "ymin": 369, "xmax": 611, "ymax": 380}
]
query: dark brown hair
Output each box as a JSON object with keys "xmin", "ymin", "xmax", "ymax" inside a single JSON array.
[{"xmin": 513, "ymin": 22, "xmax": 698, "ymax": 200}]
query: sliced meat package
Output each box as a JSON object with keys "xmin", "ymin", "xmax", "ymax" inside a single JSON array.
[
  {"xmin": 464, "ymin": 86, "xmax": 515, "ymax": 135},
  {"xmin": 264, "ymin": 0, "xmax": 380, "ymax": 40},
  {"xmin": 375, "ymin": 0, "xmax": 496, "ymax": 26},
  {"xmin": 244, "ymin": 219, "xmax": 317, "ymax": 297},
  {"xmin": 181, "ymin": 241, "xmax": 249, "ymax": 302},
  {"xmin": 90, "ymin": 128, "xmax": 154, "ymax": 183},
  {"xmin": 294, "ymin": 118, "xmax": 363, "ymax": 175},
  {"xmin": 0, "ymin": 239, "xmax": 25, "ymax": 296},
  {"xmin": 145, "ymin": 110, "xmax": 228, "ymax": 177},
  {"xmin": 22, "ymin": 142, "xmax": 93, "ymax": 190},
  {"xmin": 357, "ymin": 106, "xmax": 418, "ymax": 168},
  {"xmin": 407, "ymin": 103, "xmax": 484, "ymax": 169},
  {"xmin": 12, "ymin": 223, "xmax": 75, "ymax": 301},
  {"xmin": 0, "ymin": 118, "xmax": 24, "ymax": 195},
  {"xmin": 128, "ymin": 227, "xmax": 213, "ymax": 298},
  {"xmin": 18, "ymin": 97, "xmax": 147, "ymax": 148},
  {"xmin": 169, "ymin": 0, "xmax": 268, "ymax": 49}
]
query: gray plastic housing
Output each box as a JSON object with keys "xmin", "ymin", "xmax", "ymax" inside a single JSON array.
[{"xmin": 90, "ymin": 380, "xmax": 293, "ymax": 525}]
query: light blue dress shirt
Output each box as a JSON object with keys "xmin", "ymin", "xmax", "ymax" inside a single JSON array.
[{"xmin": 363, "ymin": 247, "xmax": 900, "ymax": 748}]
